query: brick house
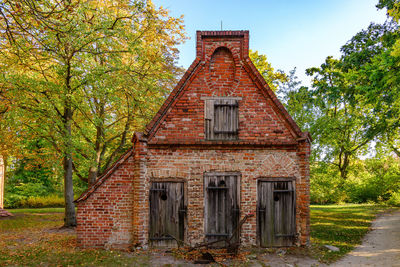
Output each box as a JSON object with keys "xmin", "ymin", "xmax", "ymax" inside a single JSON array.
[{"xmin": 75, "ymin": 30, "xmax": 311, "ymax": 249}]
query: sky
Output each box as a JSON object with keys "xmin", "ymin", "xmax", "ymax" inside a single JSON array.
[{"xmin": 152, "ymin": 0, "xmax": 388, "ymax": 86}]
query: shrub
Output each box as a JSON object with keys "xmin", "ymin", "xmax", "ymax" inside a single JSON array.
[
  {"xmin": 387, "ymin": 191, "xmax": 400, "ymax": 206},
  {"xmin": 3, "ymin": 193, "xmax": 26, "ymax": 208},
  {"xmin": 346, "ymin": 157, "xmax": 400, "ymax": 203},
  {"xmin": 310, "ymin": 162, "xmax": 345, "ymax": 204},
  {"xmin": 4, "ymin": 194, "xmax": 64, "ymax": 208},
  {"xmin": 310, "ymin": 156, "xmax": 400, "ymax": 204}
]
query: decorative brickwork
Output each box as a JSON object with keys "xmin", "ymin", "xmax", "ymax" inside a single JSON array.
[{"xmin": 76, "ymin": 30, "xmax": 311, "ymax": 249}]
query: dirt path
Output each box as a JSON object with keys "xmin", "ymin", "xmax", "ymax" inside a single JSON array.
[{"xmin": 331, "ymin": 210, "xmax": 400, "ymax": 267}]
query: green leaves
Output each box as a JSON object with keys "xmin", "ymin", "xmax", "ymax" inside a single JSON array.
[
  {"xmin": 249, "ymin": 50, "xmax": 287, "ymax": 92},
  {"xmin": 0, "ymin": 0, "xmax": 186, "ymax": 173},
  {"xmin": 284, "ymin": 16, "xmax": 400, "ymax": 183},
  {"xmin": 0, "ymin": 0, "xmax": 186, "ymax": 222}
]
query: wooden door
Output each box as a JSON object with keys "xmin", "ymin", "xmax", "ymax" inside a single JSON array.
[
  {"xmin": 258, "ymin": 180, "xmax": 295, "ymax": 247},
  {"xmin": 204, "ymin": 172, "xmax": 240, "ymax": 245},
  {"xmin": 149, "ymin": 182, "xmax": 185, "ymax": 246}
]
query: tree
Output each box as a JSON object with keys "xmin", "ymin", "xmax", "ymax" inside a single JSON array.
[
  {"xmin": 0, "ymin": 0, "xmax": 185, "ymax": 226},
  {"xmin": 306, "ymin": 57, "xmax": 372, "ymax": 180},
  {"xmin": 249, "ymin": 50, "xmax": 287, "ymax": 92},
  {"xmin": 377, "ymin": 0, "xmax": 400, "ymax": 22},
  {"xmin": 65, "ymin": 1, "xmax": 185, "ymax": 185},
  {"xmin": 340, "ymin": 19, "xmax": 400, "ymax": 158},
  {"xmin": 278, "ymin": 68, "xmax": 315, "ymax": 132}
]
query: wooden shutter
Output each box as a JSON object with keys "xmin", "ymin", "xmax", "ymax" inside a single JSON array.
[
  {"xmin": 204, "ymin": 98, "xmax": 238, "ymax": 140},
  {"xmin": 204, "ymin": 172, "xmax": 240, "ymax": 245}
]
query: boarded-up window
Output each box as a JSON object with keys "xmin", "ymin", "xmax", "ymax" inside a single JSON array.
[
  {"xmin": 257, "ymin": 179, "xmax": 295, "ymax": 247},
  {"xmin": 204, "ymin": 98, "xmax": 239, "ymax": 140},
  {"xmin": 204, "ymin": 172, "xmax": 240, "ymax": 245},
  {"xmin": 149, "ymin": 182, "xmax": 185, "ymax": 246}
]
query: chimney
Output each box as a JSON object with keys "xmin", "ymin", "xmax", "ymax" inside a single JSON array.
[{"xmin": 196, "ymin": 31, "xmax": 249, "ymax": 62}]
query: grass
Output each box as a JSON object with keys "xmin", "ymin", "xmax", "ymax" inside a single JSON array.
[
  {"xmin": 0, "ymin": 208, "xmax": 149, "ymax": 266},
  {"xmin": 9, "ymin": 207, "xmax": 65, "ymax": 213},
  {"xmin": 0, "ymin": 204, "xmax": 397, "ymax": 266},
  {"xmin": 310, "ymin": 203, "xmax": 395, "ymax": 263}
]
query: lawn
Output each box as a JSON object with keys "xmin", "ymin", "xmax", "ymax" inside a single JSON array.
[
  {"xmin": 0, "ymin": 204, "xmax": 396, "ymax": 266},
  {"xmin": 310, "ymin": 203, "xmax": 395, "ymax": 263},
  {"xmin": 0, "ymin": 208, "xmax": 149, "ymax": 266}
]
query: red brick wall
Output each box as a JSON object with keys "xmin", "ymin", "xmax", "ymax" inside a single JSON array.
[{"xmin": 76, "ymin": 155, "xmax": 135, "ymax": 249}]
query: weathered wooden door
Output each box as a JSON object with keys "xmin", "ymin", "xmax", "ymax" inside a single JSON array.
[
  {"xmin": 258, "ymin": 180, "xmax": 295, "ymax": 247},
  {"xmin": 204, "ymin": 172, "xmax": 240, "ymax": 245},
  {"xmin": 149, "ymin": 182, "xmax": 185, "ymax": 246}
]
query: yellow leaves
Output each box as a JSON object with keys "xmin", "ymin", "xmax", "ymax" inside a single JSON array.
[
  {"xmin": 0, "ymin": 0, "xmax": 186, "ymax": 184},
  {"xmin": 387, "ymin": 2, "xmax": 400, "ymax": 22},
  {"xmin": 249, "ymin": 49, "xmax": 288, "ymax": 92},
  {"xmin": 390, "ymin": 39, "xmax": 400, "ymax": 58}
]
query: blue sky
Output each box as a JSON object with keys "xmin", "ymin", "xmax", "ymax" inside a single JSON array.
[{"xmin": 152, "ymin": 0, "xmax": 388, "ymax": 86}]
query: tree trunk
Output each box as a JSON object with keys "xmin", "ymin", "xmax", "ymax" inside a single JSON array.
[
  {"xmin": 337, "ymin": 152, "xmax": 350, "ymax": 191},
  {"xmin": 64, "ymin": 153, "xmax": 76, "ymax": 227},
  {"xmin": 88, "ymin": 166, "xmax": 98, "ymax": 186},
  {"xmin": 88, "ymin": 97, "xmax": 105, "ymax": 186},
  {"xmin": 0, "ymin": 155, "xmax": 5, "ymax": 209},
  {"xmin": 87, "ymin": 122, "xmax": 103, "ymax": 186},
  {"xmin": 339, "ymin": 165, "xmax": 348, "ymax": 181},
  {"xmin": 63, "ymin": 103, "xmax": 76, "ymax": 226}
]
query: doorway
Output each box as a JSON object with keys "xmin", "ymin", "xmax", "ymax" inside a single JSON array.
[{"xmin": 257, "ymin": 179, "xmax": 295, "ymax": 247}]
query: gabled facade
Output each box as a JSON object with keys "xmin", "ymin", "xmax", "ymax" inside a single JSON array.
[{"xmin": 75, "ymin": 31, "xmax": 311, "ymax": 249}]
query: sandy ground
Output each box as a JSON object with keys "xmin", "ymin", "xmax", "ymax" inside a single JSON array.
[
  {"xmin": 251, "ymin": 252, "xmax": 322, "ymax": 267},
  {"xmin": 331, "ymin": 210, "xmax": 400, "ymax": 267},
  {"xmin": 148, "ymin": 250, "xmax": 323, "ymax": 267}
]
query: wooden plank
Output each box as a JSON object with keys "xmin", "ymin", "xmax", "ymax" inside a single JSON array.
[
  {"xmin": 205, "ymin": 175, "xmax": 221, "ymax": 244},
  {"xmin": 273, "ymin": 181, "xmax": 295, "ymax": 246},
  {"xmin": 259, "ymin": 181, "xmax": 274, "ymax": 247},
  {"xmin": 228, "ymin": 174, "xmax": 239, "ymax": 243},
  {"xmin": 215, "ymin": 99, "xmax": 223, "ymax": 138},
  {"xmin": 273, "ymin": 182, "xmax": 283, "ymax": 246},
  {"xmin": 232, "ymin": 99, "xmax": 238, "ymax": 140},
  {"xmin": 204, "ymin": 100, "xmax": 214, "ymax": 140}
]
